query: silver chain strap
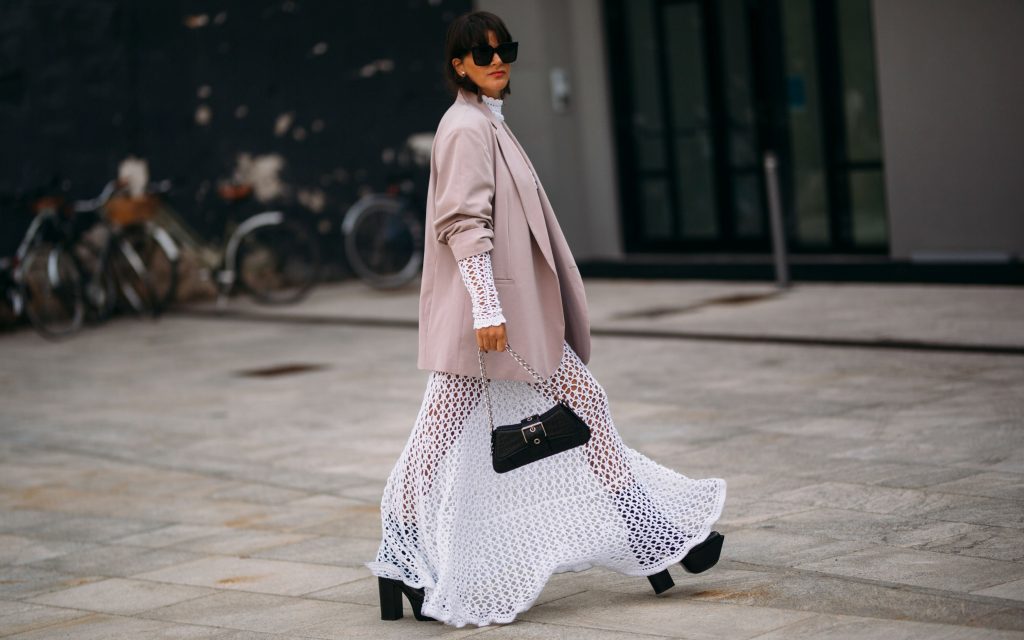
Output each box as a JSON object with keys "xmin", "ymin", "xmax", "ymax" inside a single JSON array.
[{"xmin": 477, "ymin": 342, "xmax": 567, "ymax": 431}]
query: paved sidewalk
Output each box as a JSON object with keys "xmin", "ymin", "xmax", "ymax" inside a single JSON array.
[{"xmin": 1, "ymin": 278, "xmax": 1022, "ymax": 638}]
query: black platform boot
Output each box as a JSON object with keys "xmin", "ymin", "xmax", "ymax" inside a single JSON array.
[
  {"xmin": 377, "ymin": 512, "xmax": 436, "ymax": 621},
  {"xmin": 611, "ymin": 482, "xmax": 690, "ymax": 595},
  {"xmin": 644, "ymin": 530, "xmax": 726, "ymax": 592},
  {"xmin": 378, "ymin": 576, "xmax": 436, "ymax": 621},
  {"xmin": 681, "ymin": 530, "xmax": 725, "ymax": 574}
]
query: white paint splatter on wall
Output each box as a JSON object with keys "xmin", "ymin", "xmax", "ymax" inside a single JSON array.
[
  {"xmin": 195, "ymin": 105, "xmax": 212, "ymax": 126},
  {"xmin": 274, "ymin": 112, "xmax": 295, "ymax": 137},
  {"xmin": 359, "ymin": 59, "xmax": 395, "ymax": 78},
  {"xmin": 118, "ymin": 157, "xmax": 149, "ymax": 197},
  {"xmin": 297, "ymin": 187, "xmax": 326, "ymax": 213},
  {"xmin": 232, "ymin": 153, "xmax": 286, "ymax": 202},
  {"xmin": 184, "ymin": 14, "xmax": 209, "ymax": 28}
]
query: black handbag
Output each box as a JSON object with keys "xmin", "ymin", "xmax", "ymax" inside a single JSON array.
[{"xmin": 478, "ymin": 343, "xmax": 592, "ymax": 473}]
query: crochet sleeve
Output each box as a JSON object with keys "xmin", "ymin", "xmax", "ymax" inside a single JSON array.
[{"xmin": 457, "ymin": 250, "xmax": 507, "ymax": 329}]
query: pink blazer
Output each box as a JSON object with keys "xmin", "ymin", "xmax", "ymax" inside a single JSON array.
[{"xmin": 417, "ymin": 87, "xmax": 591, "ymax": 383}]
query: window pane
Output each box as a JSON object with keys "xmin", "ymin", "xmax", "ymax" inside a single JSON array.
[
  {"xmin": 734, "ymin": 174, "xmax": 764, "ymax": 237},
  {"xmin": 641, "ymin": 179, "xmax": 673, "ymax": 240},
  {"xmin": 782, "ymin": 0, "xmax": 830, "ymax": 245},
  {"xmin": 664, "ymin": 2, "xmax": 717, "ymax": 239},
  {"xmin": 625, "ymin": 0, "xmax": 666, "ymax": 172},
  {"xmin": 850, "ymin": 169, "xmax": 887, "ymax": 246},
  {"xmin": 838, "ymin": 0, "xmax": 883, "ymax": 162},
  {"xmin": 721, "ymin": 0, "xmax": 759, "ymax": 167}
]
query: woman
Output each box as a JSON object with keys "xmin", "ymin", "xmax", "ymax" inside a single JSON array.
[{"xmin": 365, "ymin": 10, "xmax": 727, "ymax": 628}]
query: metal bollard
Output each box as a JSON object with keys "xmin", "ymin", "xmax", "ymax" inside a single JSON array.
[{"xmin": 763, "ymin": 152, "xmax": 790, "ymax": 289}]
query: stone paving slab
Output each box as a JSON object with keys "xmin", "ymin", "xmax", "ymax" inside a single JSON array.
[
  {"xmin": 2, "ymin": 279, "xmax": 1023, "ymax": 638},
  {"xmin": 23, "ymin": 544, "xmax": 206, "ymax": 579},
  {"xmin": 518, "ymin": 588, "xmax": 818, "ymax": 639},
  {"xmin": 26, "ymin": 577, "xmax": 215, "ymax": 615},
  {"xmin": 0, "ymin": 535, "xmax": 94, "ymax": 567},
  {"xmin": 0, "ymin": 601, "xmax": 89, "ymax": 637},
  {"xmin": 132, "ymin": 556, "xmax": 366, "ymax": 597},
  {"xmin": 142, "ymin": 590, "xmax": 484, "ymax": 639},
  {"xmin": 610, "ymin": 564, "xmax": 1023, "ymax": 631},
  {"xmin": 0, "ymin": 612, "xmax": 188, "ymax": 639},
  {"xmin": 975, "ymin": 579, "xmax": 1024, "ymax": 602},
  {"xmin": 750, "ymin": 612, "xmax": 1024, "ymax": 639},
  {"xmin": 794, "ymin": 546, "xmax": 1024, "ymax": 593}
]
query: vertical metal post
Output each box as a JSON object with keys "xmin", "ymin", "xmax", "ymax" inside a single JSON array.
[{"xmin": 763, "ymin": 151, "xmax": 790, "ymax": 289}]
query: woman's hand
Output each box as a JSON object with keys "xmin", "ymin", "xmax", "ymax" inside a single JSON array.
[{"xmin": 476, "ymin": 323, "xmax": 507, "ymax": 352}]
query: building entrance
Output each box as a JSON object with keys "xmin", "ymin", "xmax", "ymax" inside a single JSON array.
[{"xmin": 605, "ymin": 0, "xmax": 887, "ymax": 254}]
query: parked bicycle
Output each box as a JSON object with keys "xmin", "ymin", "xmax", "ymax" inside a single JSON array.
[
  {"xmin": 340, "ymin": 132, "xmax": 431, "ymax": 289},
  {"xmin": 133, "ymin": 179, "xmax": 321, "ymax": 308},
  {"xmin": 9, "ymin": 182, "xmax": 158, "ymax": 339}
]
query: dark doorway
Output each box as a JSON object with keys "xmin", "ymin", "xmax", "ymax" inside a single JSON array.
[{"xmin": 604, "ymin": 0, "xmax": 887, "ymax": 254}]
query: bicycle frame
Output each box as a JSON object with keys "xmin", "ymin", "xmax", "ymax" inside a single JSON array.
[{"xmin": 216, "ymin": 209, "xmax": 286, "ymax": 306}]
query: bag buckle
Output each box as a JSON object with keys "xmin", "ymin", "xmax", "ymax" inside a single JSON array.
[{"xmin": 521, "ymin": 419, "xmax": 547, "ymax": 444}]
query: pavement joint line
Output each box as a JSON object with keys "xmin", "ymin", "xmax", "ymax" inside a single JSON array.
[
  {"xmin": 497, "ymin": 614, "xmax": 688, "ymax": 638},
  {"xmin": 723, "ymin": 560, "xmax": 1024, "ymax": 613},
  {"xmin": 172, "ymin": 308, "xmax": 1024, "ymax": 357},
  {"xmin": 9, "ymin": 440, "xmax": 379, "ymax": 509}
]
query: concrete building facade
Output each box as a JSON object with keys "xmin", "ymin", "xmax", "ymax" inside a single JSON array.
[{"xmin": 479, "ymin": 0, "xmax": 1024, "ymax": 282}]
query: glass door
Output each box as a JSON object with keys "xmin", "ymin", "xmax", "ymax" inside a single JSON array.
[{"xmin": 605, "ymin": 0, "xmax": 888, "ymax": 254}]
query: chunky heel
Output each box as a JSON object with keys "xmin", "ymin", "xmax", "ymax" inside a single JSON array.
[
  {"xmin": 681, "ymin": 531, "xmax": 724, "ymax": 574},
  {"xmin": 647, "ymin": 568, "xmax": 675, "ymax": 594},
  {"xmin": 378, "ymin": 577, "xmax": 403, "ymax": 620},
  {"xmin": 377, "ymin": 576, "xmax": 437, "ymax": 622}
]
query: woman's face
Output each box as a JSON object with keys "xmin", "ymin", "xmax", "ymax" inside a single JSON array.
[{"xmin": 452, "ymin": 29, "xmax": 511, "ymax": 100}]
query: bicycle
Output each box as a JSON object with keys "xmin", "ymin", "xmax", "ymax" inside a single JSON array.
[
  {"xmin": 71, "ymin": 181, "xmax": 160, "ymax": 323},
  {"xmin": 104, "ymin": 181, "xmax": 180, "ymax": 314},
  {"xmin": 135, "ymin": 180, "xmax": 321, "ymax": 308},
  {"xmin": 8, "ymin": 182, "xmax": 158, "ymax": 339},
  {"xmin": 340, "ymin": 132, "xmax": 430, "ymax": 289}
]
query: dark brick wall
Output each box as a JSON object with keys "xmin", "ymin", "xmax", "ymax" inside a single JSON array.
[{"xmin": 0, "ymin": 0, "xmax": 471, "ymax": 261}]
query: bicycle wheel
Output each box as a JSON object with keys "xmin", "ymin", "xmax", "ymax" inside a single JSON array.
[
  {"xmin": 19, "ymin": 241, "xmax": 85, "ymax": 338},
  {"xmin": 343, "ymin": 195, "xmax": 424, "ymax": 289},
  {"xmin": 110, "ymin": 236, "xmax": 158, "ymax": 317},
  {"xmin": 237, "ymin": 219, "xmax": 320, "ymax": 305},
  {"xmin": 123, "ymin": 223, "xmax": 179, "ymax": 313}
]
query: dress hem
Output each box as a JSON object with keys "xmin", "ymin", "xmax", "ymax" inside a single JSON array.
[{"xmin": 364, "ymin": 476, "xmax": 727, "ymax": 628}]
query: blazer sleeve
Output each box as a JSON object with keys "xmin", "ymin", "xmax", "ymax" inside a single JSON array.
[{"xmin": 431, "ymin": 123, "xmax": 496, "ymax": 261}]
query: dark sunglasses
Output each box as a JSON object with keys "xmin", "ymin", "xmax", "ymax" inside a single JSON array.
[{"xmin": 469, "ymin": 41, "xmax": 518, "ymax": 66}]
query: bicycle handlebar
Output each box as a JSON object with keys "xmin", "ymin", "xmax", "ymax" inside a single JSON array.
[{"xmin": 72, "ymin": 179, "xmax": 122, "ymax": 213}]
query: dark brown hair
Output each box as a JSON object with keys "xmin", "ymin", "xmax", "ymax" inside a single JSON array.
[{"xmin": 443, "ymin": 11, "xmax": 513, "ymax": 101}]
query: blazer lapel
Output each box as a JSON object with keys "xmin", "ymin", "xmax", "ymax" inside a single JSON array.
[
  {"xmin": 457, "ymin": 90, "xmax": 557, "ymax": 275},
  {"xmin": 496, "ymin": 123, "xmax": 556, "ymax": 272}
]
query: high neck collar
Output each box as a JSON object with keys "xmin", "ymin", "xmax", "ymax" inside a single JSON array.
[
  {"xmin": 456, "ymin": 88, "xmax": 502, "ymax": 128},
  {"xmin": 480, "ymin": 93, "xmax": 504, "ymax": 122}
]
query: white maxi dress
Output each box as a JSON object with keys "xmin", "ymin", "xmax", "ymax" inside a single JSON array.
[{"xmin": 365, "ymin": 95, "xmax": 727, "ymax": 628}]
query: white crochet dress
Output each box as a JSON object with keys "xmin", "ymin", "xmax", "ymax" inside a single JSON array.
[{"xmin": 365, "ymin": 95, "xmax": 727, "ymax": 628}]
